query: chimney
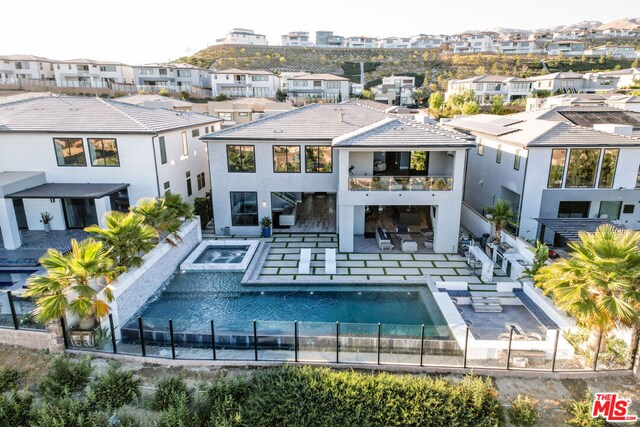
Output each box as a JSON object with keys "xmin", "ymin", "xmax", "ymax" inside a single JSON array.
[
  {"xmin": 593, "ymin": 123, "xmax": 633, "ymax": 137},
  {"xmin": 339, "ymin": 112, "xmax": 345, "ymax": 123}
]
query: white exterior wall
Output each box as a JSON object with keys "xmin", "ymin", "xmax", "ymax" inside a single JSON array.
[
  {"xmin": 211, "ymin": 72, "xmax": 280, "ymax": 98},
  {"xmin": 207, "ymin": 139, "xmax": 338, "ymax": 235},
  {"xmin": 0, "ymin": 59, "xmax": 52, "ymax": 81},
  {"xmin": 135, "ymin": 66, "xmax": 211, "ymax": 88}
]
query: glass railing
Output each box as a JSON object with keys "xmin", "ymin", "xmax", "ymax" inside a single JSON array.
[{"xmin": 348, "ymin": 176, "xmax": 453, "ymax": 191}]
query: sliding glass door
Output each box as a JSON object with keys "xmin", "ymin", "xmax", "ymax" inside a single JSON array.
[{"xmin": 62, "ymin": 198, "xmax": 98, "ymax": 229}]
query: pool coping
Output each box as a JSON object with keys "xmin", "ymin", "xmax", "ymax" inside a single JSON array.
[{"xmin": 180, "ymin": 240, "xmax": 260, "ymax": 272}]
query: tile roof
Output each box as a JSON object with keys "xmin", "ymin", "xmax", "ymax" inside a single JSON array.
[
  {"xmin": 0, "ymin": 54, "xmax": 54, "ymax": 62},
  {"xmin": 0, "ymin": 96, "xmax": 220, "ymax": 134},
  {"xmin": 528, "ymin": 72, "xmax": 585, "ymax": 80},
  {"xmin": 288, "ymin": 73, "xmax": 349, "ymax": 81},
  {"xmin": 136, "ymin": 62, "xmax": 208, "ymax": 71},
  {"xmin": 213, "ymin": 68, "xmax": 275, "ymax": 75},
  {"xmin": 0, "ymin": 92, "xmax": 53, "ymax": 105},
  {"xmin": 116, "ymin": 94, "xmax": 193, "ymax": 108}
]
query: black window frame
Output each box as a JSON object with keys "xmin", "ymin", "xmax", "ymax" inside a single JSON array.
[
  {"xmin": 159, "ymin": 136, "xmax": 167, "ymax": 164},
  {"xmin": 226, "ymin": 145, "xmax": 256, "ymax": 173},
  {"xmin": 88, "ymin": 138, "xmax": 120, "ymax": 167},
  {"xmin": 53, "ymin": 137, "xmax": 87, "ymax": 167},
  {"xmin": 186, "ymin": 177, "xmax": 192, "ymax": 197},
  {"xmin": 495, "ymin": 145, "xmax": 502, "ymax": 164},
  {"xmin": 230, "ymin": 191, "xmax": 259, "ymax": 226},
  {"xmin": 547, "ymin": 148, "xmax": 567, "ymax": 188},
  {"xmin": 191, "ymin": 128, "xmax": 200, "ymax": 138},
  {"xmin": 305, "ymin": 145, "xmax": 333, "ymax": 173},
  {"xmin": 513, "ymin": 149, "xmax": 521, "ymax": 171},
  {"xmin": 273, "ymin": 145, "xmax": 301, "ymax": 173},
  {"xmin": 597, "ymin": 148, "xmax": 619, "ymax": 189}
]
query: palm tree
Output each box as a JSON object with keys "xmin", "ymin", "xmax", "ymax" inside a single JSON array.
[
  {"xmin": 535, "ymin": 225, "xmax": 640, "ymax": 350},
  {"xmin": 484, "ymin": 199, "xmax": 518, "ymax": 242},
  {"xmin": 132, "ymin": 194, "xmax": 193, "ymax": 246},
  {"xmin": 85, "ymin": 211, "xmax": 158, "ymax": 270},
  {"xmin": 24, "ymin": 239, "xmax": 120, "ymax": 328}
]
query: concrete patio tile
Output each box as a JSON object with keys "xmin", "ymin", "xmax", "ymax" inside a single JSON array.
[
  {"xmin": 349, "ymin": 268, "xmax": 385, "ymax": 275},
  {"xmin": 398, "ymin": 261, "xmax": 433, "ymax": 268},
  {"xmin": 260, "ymin": 267, "xmax": 280, "ymax": 275},
  {"xmin": 433, "ymin": 261, "xmax": 469, "ymax": 268},
  {"xmin": 419, "ymin": 268, "xmax": 457, "ymax": 275},
  {"xmin": 385, "ymin": 267, "xmax": 421, "ymax": 275},
  {"xmin": 269, "ymin": 243, "xmax": 288, "ymax": 248},
  {"xmin": 317, "ymin": 242, "xmax": 338, "ymax": 248},
  {"xmin": 258, "ymin": 275, "xmax": 295, "ymax": 283},
  {"xmin": 294, "ymin": 275, "xmax": 332, "ymax": 282},
  {"xmin": 336, "ymin": 253, "xmax": 349, "ymax": 260},
  {"xmin": 279, "ymin": 268, "xmax": 300, "ymax": 274},
  {"xmin": 445, "ymin": 254, "xmax": 466, "ymax": 261},
  {"xmin": 379, "ymin": 253, "xmax": 414, "ymax": 260},
  {"xmin": 339, "ymin": 275, "xmax": 370, "ymax": 282},
  {"xmin": 263, "ymin": 260, "xmax": 299, "ymax": 268},
  {"xmin": 310, "ymin": 261, "xmax": 323, "ymax": 268},
  {"xmin": 335, "ymin": 267, "xmax": 350, "ymax": 275},
  {"xmin": 275, "ymin": 237, "xmax": 304, "ymax": 242},
  {"xmin": 430, "ymin": 275, "xmax": 443, "ymax": 282},
  {"xmin": 375, "ymin": 276, "xmax": 413, "ymax": 283},
  {"xmin": 266, "ymin": 254, "xmax": 284, "ymax": 260},
  {"xmin": 443, "ymin": 275, "xmax": 482, "ymax": 283},
  {"xmin": 492, "ymin": 276, "xmax": 517, "ymax": 283},
  {"xmin": 270, "ymin": 248, "xmax": 303, "ymax": 254},
  {"xmin": 295, "ymin": 233, "xmax": 320, "ymax": 237},
  {"xmin": 412, "ymin": 254, "xmax": 447, "ymax": 260},
  {"xmin": 288, "ymin": 242, "xmax": 318, "ymax": 248},
  {"xmin": 347, "ymin": 253, "xmax": 381, "ymax": 260},
  {"xmin": 338, "ymin": 261, "xmax": 366, "ymax": 267},
  {"xmin": 304, "ymin": 237, "xmax": 334, "ymax": 242},
  {"xmin": 283, "ymin": 254, "xmax": 300, "ymax": 260},
  {"xmin": 366, "ymin": 260, "xmax": 399, "ymax": 267},
  {"xmin": 454, "ymin": 268, "xmax": 477, "ymax": 275}
]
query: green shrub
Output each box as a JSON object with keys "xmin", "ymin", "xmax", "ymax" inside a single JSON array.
[
  {"xmin": 203, "ymin": 366, "xmax": 503, "ymax": 427},
  {"xmin": 153, "ymin": 376, "xmax": 191, "ymax": 411},
  {"xmin": 30, "ymin": 398, "xmax": 107, "ymax": 427},
  {"xmin": 508, "ymin": 395, "xmax": 540, "ymax": 426},
  {"xmin": 156, "ymin": 393, "xmax": 203, "ymax": 427},
  {"xmin": 39, "ymin": 355, "xmax": 92, "ymax": 399},
  {"xmin": 88, "ymin": 364, "xmax": 141, "ymax": 410},
  {"xmin": 0, "ymin": 393, "xmax": 33, "ymax": 426},
  {"xmin": 0, "ymin": 368, "xmax": 24, "ymax": 392},
  {"xmin": 566, "ymin": 390, "xmax": 606, "ymax": 427},
  {"xmin": 194, "ymin": 197, "xmax": 212, "ymax": 229}
]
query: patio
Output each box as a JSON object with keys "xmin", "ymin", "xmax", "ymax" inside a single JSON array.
[{"xmin": 0, "ymin": 229, "xmax": 89, "ymax": 265}]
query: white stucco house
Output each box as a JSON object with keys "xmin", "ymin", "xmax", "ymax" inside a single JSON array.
[
  {"xmin": 201, "ymin": 100, "xmax": 475, "ymax": 254},
  {"xmin": 284, "ymin": 73, "xmax": 350, "ymax": 103},
  {"xmin": 0, "ymin": 95, "xmax": 221, "ymax": 250},
  {"xmin": 546, "ymin": 41, "xmax": 585, "ymax": 57},
  {"xmin": 210, "ymin": 69, "xmax": 280, "ymax": 98},
  {"xmin": 446, "ymin": 75, "xmax": 532, "ymax": 104},
  {"xmin": 529, "ymin": 72, "xmax": 586, "ymax": 94},
  {"xmin": 281, "ymin": 32, "xmax": 313, "ymax": 47},
  {"xmin": 134, "ymin": 63, "xmax": 212, "ymax": 92},
  {"xmin": 372, "ymin": 76, "xmax": 416, "ymax": 106},
  {"xmin": 215, "ymin": 28, "xmax": 268, "ymax": 46},
  {"xmin": 444, "ymin": 110, "xmax": 640, "ymax": 247},
  {"xmin": 52, "ymin": 59, "xmax": 134, "ymax": 88},
  {"xmin": 0, "ymin": 54, "xmax": 55, "ymax": 82}
]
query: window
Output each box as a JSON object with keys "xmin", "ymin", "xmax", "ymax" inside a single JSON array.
[
  {"xmin": 558, "ymin": 201, "xmax": 590, "ymax": 218},
  {"xmin": 477, "ymin": 141, "xmax": 484, "ymax": 156},
  {"xmin": 53, "ymin": 138, "xmax": 86, "ymax": 166},
  {"xmin": 238, "ymin": 112, "xmax": 249, "ymax": 117},
  {"xmin": 181, "ymin": 132, "xmax": 188, "ymax": 156},
  {"xmin": 227, "ymin": 145, "xmax": 256, "ymax": 172},
  {"xmin": 565, "ymin": 148, "xmax": 600, "ymax": 188},
  {"xmin": 15, "ymin": 61, "xmax": 29, "ymax": 70},
  {"xmin": 313, "ymin": 81, "xmax": 322, "ymax": 87},
  {"xmin": 205, "ymin": 126, "xmax": 209, "ymax": 133},
  {"xmin": 159, "ymin": 136, "xmax": 167, "ymax": 164},
  {"xmin": 177, "ymin": 69, "xmax": 191, "ymax": 77},
  {"xmin": 597, "ymin": 148, "xmax": 618, "ymax": 188},
  {"xmin": 88, "ymin": 138, "xmax": 119, "ymax": 166},
  {"xmin": 186, "ymin": 174, "xmax": 192, "ymax": 197},
  {"xmin": 495, "ymin": 145, "xmax": 502, "ymax": 163},
  {"xmin": 513, "ymin": 149, "xmax": 521, "ymax": 170},
  {"xmin": 547, "ymin": 149, "xmax": 567, "ymax": 188},
  {"xmin": 623, "ymin": 204, "xmax": 635, "ymax": 214},
  {"xmin": 138, "ymin": 68, "xmax": 153, "ymax": 74},
  {"xmin": 191, "ymin": 128, "xmax": 200, "ymax": 137},
  {"xmin": 273, "ymin": 145, "xmax": 301, "ymax": 172},
  {"xmin": 219, "ymin": 112, "xmax": 232, "ymax": 121},
  {"xmin": 292, "ymin": 80, "xmax": 308, "ymax": 87},
  {"xmin": 159, "ymin": 68, "xmax": 167, "ymax": 75},
  {"xmin": 163, "ymin": 181, "xmax": 170, "ymax": 194},
  {"xmin": 251, "ymin": 75, "xmax": 269, "ymax": 81},
  {"xmin": 305, "ymin": 145, "xmax": 332, "ymax": 173},
  {"xmin": 230, "ymin": 192, "xmax": 258, "ymax": 226},
  {"xmin": 99, "ymin": 65, "xmax": 116, "ymax": 72},
  {"xmin": 599, "ymin": 201, "xmax": 622, "ymax": 220},
  {"xmin": 197, "ymin": 172, "xmax": 206, "ymax": 190},
  {"xmin": 327, "ymin": 81, "xmax": 341, "ymax": 89}
]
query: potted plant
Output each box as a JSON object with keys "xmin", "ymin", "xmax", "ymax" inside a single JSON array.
[
  {"xmin": 260, "ymin": 216, "xmax": 272, "ymax": 238},
  {"xmin": 40, "ymin": 212, "xmax": 53, "ymax": 232}
]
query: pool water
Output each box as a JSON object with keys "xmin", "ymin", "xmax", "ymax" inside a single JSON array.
[
  {"xmin": 194, "ymin": 247, "xmax": 249, "ymax": 264},
  {"xmin": 128, "ymin": 273, "xmax": 449, "ymax": 336}
]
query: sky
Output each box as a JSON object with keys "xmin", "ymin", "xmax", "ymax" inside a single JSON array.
[{"xmin": 1, "ymin": 0, "xmax": 639, "ymax": 65}]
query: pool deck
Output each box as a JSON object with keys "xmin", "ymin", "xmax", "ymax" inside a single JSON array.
[{"xmin": 201, "ymin": 231, "xmax": 510, "ymax": 285}]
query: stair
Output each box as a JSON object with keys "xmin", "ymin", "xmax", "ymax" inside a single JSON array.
[
  {"xmin": 201, "ymin": 223, "xmax": 216, "ymax": 238},
  {"xmin": 472, "ymin": 301, "xmax": 503, "ymax": 313},
  {"xmin": 272, "ymin": 192, "xmax": 298, "ymax": 206},
  {"xmin": 469, "ymin": 283, "xmax": 503, "ymax": 312},
  {"xmin": 468, "ymin": 283, "xmax": 497, "ymax": 292}
]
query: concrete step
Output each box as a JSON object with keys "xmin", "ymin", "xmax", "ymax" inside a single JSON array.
[
  {"xmin": 469, "ymin": 291, "xmax": 514, "ymax": 298},
  {"xmin": 471, "ymin": 297, "xmax": 501, "ymax": 304},
  {"xmin": 468, "ymin": 283, "xmax": 497, "ymax": 292},
  {"xmin": 472, "ymin": 303, "xmax": 503, "ymax": 313}
]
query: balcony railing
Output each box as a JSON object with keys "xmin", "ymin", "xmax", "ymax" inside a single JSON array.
[{"xmin": 349, "ymin": 176, "xmax": 453, "ymax": 191}]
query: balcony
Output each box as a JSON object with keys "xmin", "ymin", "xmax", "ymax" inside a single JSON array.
[{"xmin": 349, "ymin": 176, "xmax": 453, "ymax": 191}]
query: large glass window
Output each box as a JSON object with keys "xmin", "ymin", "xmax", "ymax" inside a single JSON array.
[
  {"xmin": 227, "ymin": 145, "xmax": 256, "ymax": 172},
  {"xmin": 565, "ymin": 149, "xmax": 600, "ymax": 188},
  {"xmin": 513, "ymin": 149, "xmax": 521, "ymax": 171},
  {"xmin": 159, "ymin": 136, "xmax": 167, "ymax": 164},
  {"xmin": 547, "ymin": 149, "xmax": 567, "ymax": 188},
  {"xmin": 53, "ymin": 138, "xmax": 86, "ymax": 166},
  {"xmin": 496, "ymin": 145, "xmax": 502, "ymax": 163},
  {"xmin": 305, "ymin": 145, "xmax": 332, "ymax": 173},
  {"xmin": 273, "ymin": 145, "xmax": 301, "ymax": 172},
  {"xmin": 599, "ymin": 201, "xmax": 622, "ymax": 220},
  {"xmin": 410, "ymin": 151, "xmax": 428, "ymax": 172},
  {"xmin": 558, "ymin": 201, "xmax": 590, "ymax": 218},
  {"xmin": 88, "ymin": 138, "xmax": 119, "ymax": 166},
  {"xmin": 181, "ymin": 132, "xmax": 188, "ymax": 156},
  {"xmin": 230, "ymin": 192, "xmax": 258, "ymax": 226},
  {"xmin": 597, "ymin": 148, "xmax": 619, "ymax": 188}
]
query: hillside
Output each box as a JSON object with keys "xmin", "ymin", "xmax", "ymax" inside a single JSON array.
[{"xmin": 179, "ymin": 45, "xmax": 638, "ymax": 91}]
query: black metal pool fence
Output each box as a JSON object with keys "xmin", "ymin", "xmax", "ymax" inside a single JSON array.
[{"xmin": 58, "ymin": 313, "xmax": 640, "ymax": 373}]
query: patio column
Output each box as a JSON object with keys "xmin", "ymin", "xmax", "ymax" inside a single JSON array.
[
  {"xmin": 94, "ymin": 196, "xmax": 112, "ymax": 229},
  {"xmin": 0, "ymin": 198, "xmax": 21, "ymax": 249},
  {"xmin": 433, "ymin": 203, "xmax": 460, "ymax": 254},
  {"xmin": 338, "ymin": 205, "xmax": 354, "ymax": 252}
]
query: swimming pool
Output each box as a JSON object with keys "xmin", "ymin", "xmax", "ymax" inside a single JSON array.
[
  {"xmin": 125, "ymin": 272, "xmax": 450, "ymax": 338},
  {"xmin": 195, "ymin": 246, "xmax": 248, "ymax": 264},
  {"xmin": 180, "ymin": 240, "xmax": 260, "ymax": 272}
]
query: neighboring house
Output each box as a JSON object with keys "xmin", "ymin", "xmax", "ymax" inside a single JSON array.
[
  {"xmin": 342, "ymin": 37, "xmax": 377, "ymax": 48},
  {"xmin": 52, "ymin": 58, "xmax": 134, "ymax": 88},
  {"xmin": 495, "ymin": 39, "xmax": 543, "ymax": 55},
  {"xmin": 372, "ymin": 75, "xmax": 416, "ymax": 105},
  {"xmin": 315, "ymin": 31, "xmax": 345, "ymax": 47},
  {"xmin": 529, "ymin": 72, "xmax": 586, "ymax": 93},
  {"xmin": 446, "ymin": 75, "xmax": 532, "ymax": 104},
  {"xmin": 285, "ymin": 73, "xmax": 350, "ymax": 103},
  {"xmin": 445, "ymin": 111, "xmax": 640, "ymax": 246},
  {"xmin": 526, "ymin": 93, "xmax": 609, "ymax": 111},
  {"xmin": 210, "ymin": 69, "xmax": 280, "ymax": 98},
  {"xmin": 201, "ymin": 101, "xmax": 474, "ymax": 253},
  {"xmin": 584, "ymin": 45, "xmax": 637, "ymax": 59},
  {"xmin": 451, "ymin": 33, "xmax": 495, "ymax": 53},
  {"xmin": 216, "ymin": 28, "xmax": 268, "ymax": 46},
  {"xmin": 0, "ymin": 95, "xmax": 222, "ymax": 250},
  {"xmin": 377, "ymin": 37, "xmax": 412, "ymax": 49},
  {"xmin": 115, "ymin": 94, "xmax": 194, "ymax": 111},
  {"xmin": 205, "ymin": 97, "xmax": 294, "ymax": 125},
  {"xmin": 606, "ymin": 95, "xmax": 640, "ymax": 112},
  {"xmin": 134, "ymin": 63, "xmax": 211, "ymax": 92},
  {"xmin": 0, "ymin": 54, "xmax": 55, "ymax": 82},
  {"xmin": 546, "ymin": 41, "xmax": 585, "ymax": 56},
  {"xmin": 597, "ymin": 67, "xmax": 640, "ymax": 88},
  {"xmin": 410, "ymin": 34, "xmax": 448, "ymax": 49},
  {"xmin": 282, "ymin": 32, "xmax": 313, "ymax": 47}
]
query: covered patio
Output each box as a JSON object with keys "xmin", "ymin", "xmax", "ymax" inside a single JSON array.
[{"xmin": 535, "ymin": 217, "xmax": 622, "ymax": 249}]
